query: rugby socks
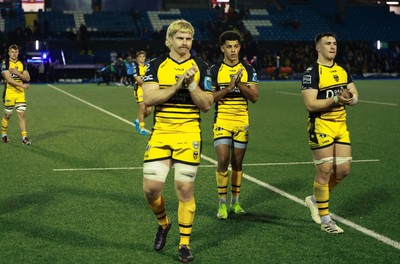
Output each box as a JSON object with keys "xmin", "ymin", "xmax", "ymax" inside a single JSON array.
[
  {"xmin": 178, "ymin": 197, "xmax": 196, "ymax": 247},
  {"xmin": 139, "ymin": 122, "xmax": 145, "ymax": 130},
  {"xmin": 148, "ymin": 195, "xmax": 169, "ymax": 229},
  {"xmin": 1, "ymin": 117, "xmax": 8, "ymax": 135},
  {"xmin": 231, "ymin": 170, "xmax": 243, "ymax": 204},
  {"xmin": 313, "ymin": 181, "xmax": 330, "ymax": 220},
  {"xmin": 21, "ymin": 131, "xmax": 28, "ymax": 138},
  {"xmin": 216, "ymin": 170, "xmax": 229, "ymax": 205}
]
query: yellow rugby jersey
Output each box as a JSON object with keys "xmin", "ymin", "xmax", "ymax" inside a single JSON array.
[
  {"xmin": 301, "ymin": 61, "xmax": 353, "ymax": 121},
  {"xmin": 210, "ymin": 60, "xmax": 258, "ymax": 126},
  {"xmin": 133, "ymin": 61, "xmax": 147, "ymax": 89},
  {"xmin": 1, "ymin": 59, "xmax": 27, "ymax": 95},
  {"xmin": 143, "ymin": 55, "xmax": 212, "ymax": 133}
]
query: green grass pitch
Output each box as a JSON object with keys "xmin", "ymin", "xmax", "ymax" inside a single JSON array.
[{"xmin": 1, "ymin": 80, "xmax": 399, "ymax": 263}]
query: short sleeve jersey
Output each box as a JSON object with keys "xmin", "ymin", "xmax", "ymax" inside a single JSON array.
[
  {"xmin": 301, "ymin": 61, "xmax": 353, "ymax": 121},
  {"xmin": 1, "ymin": 59, "xmax": 27, "ymax": 95},
  {"xmin": 143, "ymin": 55, "xmax": 212, "ymax": 133},
  {"xmin": 133, "ymin": 61, "xmax": 147, "ymax": 89},
  {"xmin": 210, "ymin": 60, "xmax": 258, "ymax": 126}
]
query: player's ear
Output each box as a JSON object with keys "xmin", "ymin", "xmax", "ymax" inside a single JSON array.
[{"xmin": 165, "ymin": 37, "xmax": 171, "ymax": 48}]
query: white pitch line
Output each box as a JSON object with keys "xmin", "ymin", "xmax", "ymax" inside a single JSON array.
[
  {"xmin": 49, "ymin": 84, "xmax": 400, "ymax": 251},
  {"xmin": 275, "ymin": 91, "xmax": 397, "ymax": 106},
  {"xmin": 202, "ymin": 155, "xmax": 400, "ymax": 250},
  {"xmin": 242, "ymin": 159, "xmax": 380, "ymax": 166},
  {"xmin": 357, "ymin": 99, "xmax": 397, "ymax": 106},
  {"xmin": 47, "ymin": 84, "xmax": 135, "ymax": 126},
  {"xmin": 53, "ymin": 167, "xmax": 144, "ymax": 172},
  {"xmin": 52, "ymin": 159, "xmax": 380, "ymax": 172}
]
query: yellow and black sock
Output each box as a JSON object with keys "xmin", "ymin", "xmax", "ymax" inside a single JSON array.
[
  {"xmin": 313, "ymin": 181, "xmax": 330, "ymax": 218},
  {"xmin": 1, "ymin": 117, "xmax": 9, "ymax": 135},
  {"xmin": 231, "ymin": 170, "xmax": 243, "ymax": 204},
  {"xmin": 216, "ymin": 170, "xmax": 229, "ymax": 204},
  {"xmin": 178, "ymin": 197, "xmax": 196, "ymax": 247},
  {"xmin": 148, "ymin": 195, "xmax": 169, "ymax": 228}
]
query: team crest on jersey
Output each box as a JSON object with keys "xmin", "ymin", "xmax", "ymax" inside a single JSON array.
[
  {"xmin": 193, "ymin": 151, "xmax": 199, "ymax": 160},
  {"xmin": 333, "ymin": 74, "xmax": 339, "ymax": 82}
]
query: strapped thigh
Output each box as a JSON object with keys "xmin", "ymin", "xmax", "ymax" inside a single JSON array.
[
  {"xmin": 143, "ymin": 161, "xmax": 170, "ymax": 182},
  {"xmin": 15, "ymin": 103, "xmax": 27, "ymax": 113},
  {"xmin": 313, "ymin": 156, "xmax": 334, "ymax": 166},
  {"xmin": 174, "ymin": 163, "xmax": 198, "ymax": 182},
  {"xmin": 335, "ymin": 157, "xmax": 352, "ymax": 165}
]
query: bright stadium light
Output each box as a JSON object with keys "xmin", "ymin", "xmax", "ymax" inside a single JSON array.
[
  {"xmin": 386, "ymin": 1, "xmax": 399, "ymax": 4},
  {"xmin": 35, "ymin": 40, "xmax": 39, "ymax": 50},
  {"xmin": 61, "ymin": 49, "xmax": 66, "ymax": 65},
  {"xmin": 377, "ymin": 40, "xmax": 381, "ymax": 50}
]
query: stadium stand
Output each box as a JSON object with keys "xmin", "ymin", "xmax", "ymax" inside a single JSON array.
[
  {"xmin": 0, "ymin": 1, "xmax": 398, "ymax": 82},
  {"xmin": 333, "ymin": 5, "xmax": 400, "ymax": 41}
]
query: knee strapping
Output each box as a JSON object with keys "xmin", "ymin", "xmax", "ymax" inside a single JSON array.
[
  {"xmin": 335, "ymin": 157, "xmax": 352, "ymax": 165},
  {"xmin": 313, "ymin": 156, "xmax": 334, "ymax": 165},
  {"xmin": 175, "ymin": 163, "xmax": 197, "ymax": 182},
  {"xmin": 15, "ymin": 104, "xmax": 26, "ymax": 113},
  {"xmin": 143, "ymin": 162, "xmax": 170, "ymax": 182},
  {"xmin": 4, "ymin": 106, "xmax": 13, "ymax": 114}
]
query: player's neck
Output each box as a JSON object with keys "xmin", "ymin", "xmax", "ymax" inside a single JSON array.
[
  {"xmin": 223, "ymin": 58, "xmax": 239, "ymax": 66},
  {"xmin": 317, "ymin": 57, "xmax": 334, "ymax": 67},
  {"xmin": 169, "ymin": 51, "xmax": 190, "ymax": 63}
]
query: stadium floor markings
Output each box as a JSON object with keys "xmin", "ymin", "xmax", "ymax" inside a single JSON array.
[
  {"xmin": 48, "ymin": 84, "xmax": 400, "ymax": 251},
  {"xmin": 53, "ymin": 159, "xmax": 380, "ymax": 171},
  {"xmin": 275, "ymin": 91, "xmax": 398, "ymax": 106}
]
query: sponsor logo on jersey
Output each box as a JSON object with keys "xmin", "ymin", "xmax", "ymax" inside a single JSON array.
[
  {"xmin": 143, "ymin": 75, "xmax": 153, "ymax": 82},
  {"xmin": 303, "ymin": 74, "xmax": 312, "ymax": 84},
  {"xmin": 204, "ymin": 76, "xmax": 212, "ymax": 91}
]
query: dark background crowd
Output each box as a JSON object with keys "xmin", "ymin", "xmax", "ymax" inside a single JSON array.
[{"xmin": 0, "ymin": 0, "xmax": 399, "ymax": 83}]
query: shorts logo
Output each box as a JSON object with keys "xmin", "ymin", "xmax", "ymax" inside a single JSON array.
[{"xmin": 192, "ymin": 141, "xmax": 199, "ymax": 149}]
